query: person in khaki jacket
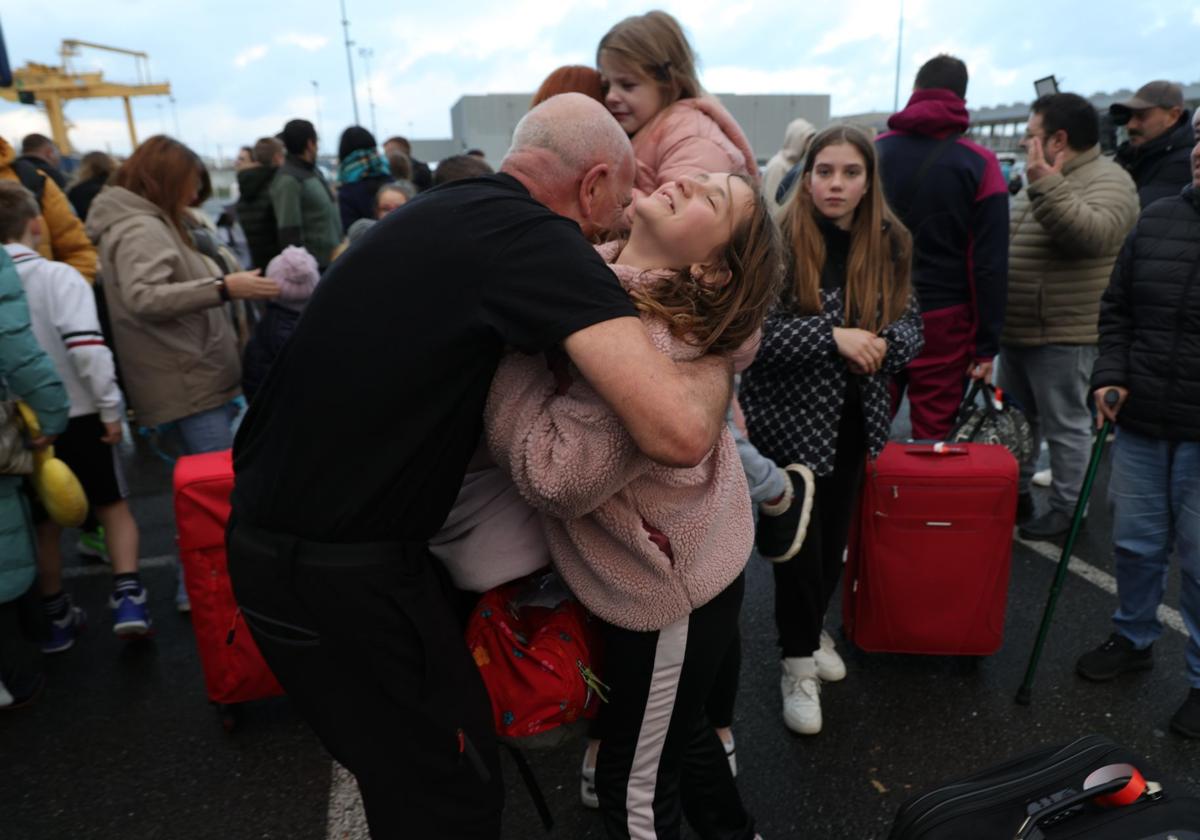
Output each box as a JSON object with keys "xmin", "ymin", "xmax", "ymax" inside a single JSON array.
[
  {"xmin": 1000, "ymin": 93, "xmax": 1139, "ymax": 538},
  {"xmin": 86, "ymin": 135, "xmax": 278, "ymax": 609},
  {"xmin": 0, "ymin": 137, "xmax": 97, "ymax": 282}
]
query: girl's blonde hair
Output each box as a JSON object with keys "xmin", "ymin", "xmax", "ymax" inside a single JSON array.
[
  {"xmin": 74, "ymin": 151, "xmax": 117, "ymax": 186},
  {"xmin": 628, "ymin": 175, "xmax": 783, "ymax": 355},
  {"xmin": 779, "ymin": 124, "xmax": 912, "ymax": 333},
  {"xmin": 597, "ymin": 10, "xmax": 702, "ymax": 107}
]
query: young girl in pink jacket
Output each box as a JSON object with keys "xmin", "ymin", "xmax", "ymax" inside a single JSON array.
[
  {"xmin": 486, "ymin": 172, "xmax": 781, "ymax": 840},
  {"xmin": 597, "ymin": 11, "xmax": 759, "ymax": 200}
]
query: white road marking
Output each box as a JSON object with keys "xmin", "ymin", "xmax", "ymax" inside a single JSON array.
[
  {"xmin": 326, "ymin": 763, "xmax": 368, "ymax": 840},
  {"xmin": 1017, "ymin": 537, "xmax": 1188, "ymax": 636}
]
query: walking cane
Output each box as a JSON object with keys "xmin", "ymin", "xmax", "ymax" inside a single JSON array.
[{"xmin": 1015, "ymin": 389, "xmax": 1120, "ymax": 706}]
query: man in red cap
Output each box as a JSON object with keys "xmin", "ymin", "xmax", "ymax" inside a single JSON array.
[{"xmin": 1111, "ymin": 80, "xmax": 1195, "ymax": 208}]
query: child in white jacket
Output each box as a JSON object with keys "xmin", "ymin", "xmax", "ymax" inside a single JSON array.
[{"xmin": 0, "ymin": 181, "xmax": 151, "ymax": 650}]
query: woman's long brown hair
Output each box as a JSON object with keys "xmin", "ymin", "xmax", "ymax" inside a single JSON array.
[
  {"xmin": 110, "ymin": 135, "xmax": 201, "ymax": 241},
  {"xmin": 779, "ymin": 124, "xmax": 912, "ymax": 332},
  {"xmin": 627, "ymin": 174, "xmax": 784, "ymax": 355}
]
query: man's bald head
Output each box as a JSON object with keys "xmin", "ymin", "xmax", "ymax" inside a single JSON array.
[{"xmin": 502, "ymin": 93, "xmax": 635, "ymax": 237}]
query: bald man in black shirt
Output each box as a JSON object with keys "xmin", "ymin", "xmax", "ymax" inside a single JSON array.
[{"xmin": 227, "ymin": 94, "xmax": 733, "ymax": 838}]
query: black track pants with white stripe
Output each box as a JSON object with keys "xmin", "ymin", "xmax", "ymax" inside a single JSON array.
[{"xmin": 595, "ymin": 574, "xmax": 756, "ymax": 840}]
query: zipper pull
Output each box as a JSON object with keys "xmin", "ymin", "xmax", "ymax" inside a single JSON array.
[{"xmin": 578, "ymin": 660, "xmax": 611, "ymax": 704}]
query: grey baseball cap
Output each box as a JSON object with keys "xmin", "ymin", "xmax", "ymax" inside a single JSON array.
[{"xmin": 1109, "ymin": 81, "xmax": 1185, "ymax": 123}]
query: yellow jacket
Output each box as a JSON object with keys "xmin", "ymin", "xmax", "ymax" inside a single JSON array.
[{"xmin": 0, "ymin": 138, "xmax": 97, "ymax": 283}]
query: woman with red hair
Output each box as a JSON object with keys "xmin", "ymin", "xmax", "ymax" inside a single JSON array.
[{"xmin": 530, "ymin": 65, "xmax": 605, "ymax": 109}]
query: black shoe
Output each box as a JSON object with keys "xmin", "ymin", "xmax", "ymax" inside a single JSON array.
[
  {"xmin": 1075, "ymin": 634, "xmax": 1154, "ymax": 682},
  {"xmin": 1016, "ymin": 492, "xmax": 1034, "ymax": 524},
  {"xmin": 1170, "ymin": 688, "xmax": 1200, "ymax": 739},
  {"xmin": 756, "ymin": 464, "xmax": 815, "ymax": 563},
  {"xmin": 1019, "ymin": 509, "xmax": 1077, "ymax": 540}
]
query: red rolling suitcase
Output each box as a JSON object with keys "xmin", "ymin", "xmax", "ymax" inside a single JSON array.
[
  {"xmin": 842, "ymin": 442, "xmax": 1018, "ymax": 655},
  {"xmin": 173, "ymin": 450, "xmax": 283, "ymax": 726}
]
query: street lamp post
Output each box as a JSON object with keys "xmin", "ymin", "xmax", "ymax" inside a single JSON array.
[
  {"xmin": 312, "ymin": 80, "xmax": 323, "ymax": 139},
  {"xmin": 340, "ymin": 0, "xmax": 361, "ymax": 126},
  {"xmin": 359, "ymin": 47, "xmax": 377, "ymax": 138},
  {"xmin": 893, "ymin": 0, "xmax": 905, "ymax": 112}
]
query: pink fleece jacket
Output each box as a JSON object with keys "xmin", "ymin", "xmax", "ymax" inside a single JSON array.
[
  {"xmin": 485, "ymin": 243, "xmax": 755, "ymax": 632},
  {"xmin": 630, "ymin": 96, "xmax": 760, "ymax": 197}
]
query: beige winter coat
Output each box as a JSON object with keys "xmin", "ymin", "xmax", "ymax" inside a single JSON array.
[
  {"xmin": 1003, "ymin": 146, "xmax": 1138, "ymax": 347},
  {"xmin": 86, "ymin": 186, "xmax": 241, "ymax": 427}
]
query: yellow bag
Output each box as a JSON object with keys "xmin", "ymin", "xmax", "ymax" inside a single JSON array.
[{"xmin": 16, "ymin": 402, "xmax": 89, "ymax": 527}]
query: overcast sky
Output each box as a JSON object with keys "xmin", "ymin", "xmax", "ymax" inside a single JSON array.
[{"xmin": 2, "ymin": 0, "xmax": 1197, "ymax": 160}]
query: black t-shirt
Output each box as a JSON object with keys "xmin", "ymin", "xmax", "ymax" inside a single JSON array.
[{"xmin": 232, "ymin": 173, "xmax": 636, "ymax": 542}]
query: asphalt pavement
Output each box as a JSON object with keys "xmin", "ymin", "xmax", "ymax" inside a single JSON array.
[{"xmin": 1, "ymin": 430, "xmax": 1196, "ymax": 840}]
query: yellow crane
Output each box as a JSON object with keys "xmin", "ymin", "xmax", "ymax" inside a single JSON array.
[{"xmin": 0, "ymin": 39, "xmax": 170, "ymax": 154}]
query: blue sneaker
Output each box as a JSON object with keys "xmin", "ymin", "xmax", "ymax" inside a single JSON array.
[
  {"xmin": 42, "ymin": 600, "xmax": 87, "ymax": 654},
  {"xmin": 110, "ymin": 586, "xmax": 153, "ymax": 638}
]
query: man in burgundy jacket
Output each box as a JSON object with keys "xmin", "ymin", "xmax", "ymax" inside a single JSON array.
[{"xmin": 878, "ymin": 54, "xmax": 1009, "ymax": 442}]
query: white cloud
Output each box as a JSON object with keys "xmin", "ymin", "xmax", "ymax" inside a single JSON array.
[
  {"xmin": 233, "ymin": 44, "xmax": 269, "ymax": 68},
  {"xmin": 276, "ymin": 32, "xmax": 330, "ymax": 51}
]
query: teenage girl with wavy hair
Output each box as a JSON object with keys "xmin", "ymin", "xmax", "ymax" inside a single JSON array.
[
  {"xmin": 483, "ymin": 171, "xmax": 781, "ymax": 840},
  {"xmin": 739, "ymin": 124, "xmax": 924, "ymax": 737}
]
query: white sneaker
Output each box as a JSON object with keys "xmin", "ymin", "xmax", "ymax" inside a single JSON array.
[
  {"xmin": 813, "ymin": 630, "xmax": 846, "ymax": 682},
  {"xmin": 1032, "ymin": 469, "xmax": 1052, "ymax": 487},
  {"xmin": 580, "ymin": 746, "xmax": 599, "ymax": 809},
  {"xmin": 781, "ymin": 657, "xmax": 822, "ymax": 735}
]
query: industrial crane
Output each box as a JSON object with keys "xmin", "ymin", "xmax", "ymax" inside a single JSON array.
[{"xmin": 0, "ymin": 39, "xmax": 170, "ymax": 154}]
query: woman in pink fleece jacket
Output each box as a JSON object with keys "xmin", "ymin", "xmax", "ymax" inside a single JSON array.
[{"xmin": 486, "ymin": 172, "xmax": 781, "ymax": 840}]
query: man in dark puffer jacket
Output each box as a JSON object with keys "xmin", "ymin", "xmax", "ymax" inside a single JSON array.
[
  {"xmin": 1110, "ymin": 81, "xmax": 1196, "ymax": 210},
  {"xmin": 1075, "ymin": 110, "xmax": 1200, "ymax": 740}
]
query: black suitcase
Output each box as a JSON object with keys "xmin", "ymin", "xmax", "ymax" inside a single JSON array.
[{"xmin": 890, "ymin": 734, "xmax": 1200, "ymax": 839}]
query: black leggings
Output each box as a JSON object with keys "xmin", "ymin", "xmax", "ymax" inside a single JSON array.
[
  {"xmin": 774, "ymin": 406, "xmax": 866, "ymax": 658},
  {"xmin": 595, "ymin": 575, "xmax": 755, "ymax": 840}
]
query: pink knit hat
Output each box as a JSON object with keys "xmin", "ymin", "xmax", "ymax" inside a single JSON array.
[{"xmin": 266, "ymin": 246, "xmax": 320, "ymax": 303}]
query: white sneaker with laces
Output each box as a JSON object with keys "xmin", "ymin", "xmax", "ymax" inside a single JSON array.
[
  {"xmin": 781, "ymin": 657, "xmax": 822, "ymax": 735},
  {"xmin": 813, "ymin": 630, "xmax": 846, "ymax": 682}
]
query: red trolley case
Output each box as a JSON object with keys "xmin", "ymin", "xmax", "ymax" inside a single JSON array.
[
  {"xmin": 843, "ymin": 442, "xmax": 1018, "ymax": 656},
  {"xmin": 173, "ymin": 450, "xmax": 283, "ymax": 725}
]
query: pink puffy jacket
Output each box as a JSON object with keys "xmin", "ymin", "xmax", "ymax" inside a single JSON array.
[
  {"xmin": 630, "ymin": 96, "xmax": 760, "ymax": 197},
  {"xmin": 485, "ymin": 243, "xmax": 755, "ymax": 632}
]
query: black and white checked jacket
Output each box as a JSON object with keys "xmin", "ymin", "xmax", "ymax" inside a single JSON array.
[{"xmin": 740, "ymin": 259, "xmax": 924, "ymax": 477}]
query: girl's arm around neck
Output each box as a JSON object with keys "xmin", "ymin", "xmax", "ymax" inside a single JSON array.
[{"xmin": 485, "ymin": 349, "xmax": 652, "ymax": 520}]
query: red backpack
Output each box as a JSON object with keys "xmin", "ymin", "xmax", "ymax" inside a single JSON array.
[{"xmin": 466, "ymin": 572, "xmax": 605, "ymax": 750}]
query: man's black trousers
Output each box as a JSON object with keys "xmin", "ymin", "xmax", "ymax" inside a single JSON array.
[{"xmin": 227, "ymin": 517, "xmax": 504, "ymax": 839}]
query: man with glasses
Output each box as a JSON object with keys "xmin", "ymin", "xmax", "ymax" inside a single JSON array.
[{"xmin": 1000, "ymin": 93, "xmax": 1139, "ymax": 538}]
